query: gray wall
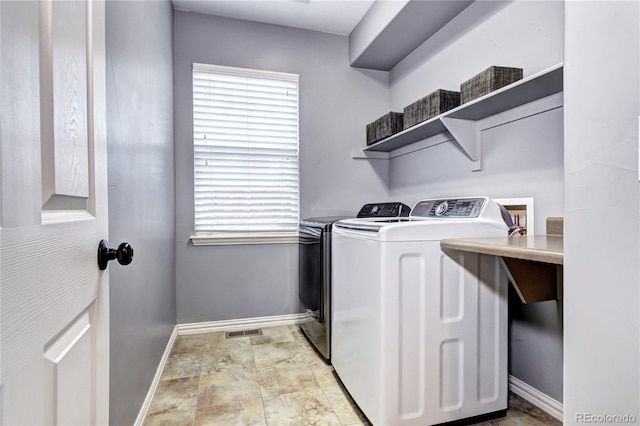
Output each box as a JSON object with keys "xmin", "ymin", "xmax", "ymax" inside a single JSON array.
[
  {"xmin": 564, "ymin": 1, "xmax": 639, "ymax": 421},
  {"xmin": 387, "ymin": 1, "xmax": 564, "ymax": 401},
  {"xmin": 174, "ymin": 11, "xmax": 390, "ymax": 323},
  {"xmin": 105, "ymin": 1, "xmax": 176, "ymax": 425}
]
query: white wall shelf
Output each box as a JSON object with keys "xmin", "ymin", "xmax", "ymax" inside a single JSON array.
[{"xmin": 360, "ymin": 63, "xmax": 563, "ymax": 166}]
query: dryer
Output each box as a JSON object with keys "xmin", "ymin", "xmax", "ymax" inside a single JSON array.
[
  {"xmin": 331, "ymin": 197, "xmax": 510, "ymax": 425},
  {"xmin": 299, "ymin": 202, "xmax": 410, "ymax": 362}
]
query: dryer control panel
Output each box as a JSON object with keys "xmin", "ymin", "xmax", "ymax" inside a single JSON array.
[
  {"xmin": 411, "ymin": 198, "xmax": 486, "ymax": 218},
  {"xmin": 357, "ymin": 202, "xmax": 411, "ymax": 218}
]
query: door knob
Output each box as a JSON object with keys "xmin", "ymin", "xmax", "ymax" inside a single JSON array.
[{"xmin": 97, "ymin": 240, "xmax": 134, "ymax": 270}]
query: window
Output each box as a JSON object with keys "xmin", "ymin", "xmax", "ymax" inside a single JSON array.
[{"xmin": 192, "ymin": 63, "xmax": 299, "ymax": 244}]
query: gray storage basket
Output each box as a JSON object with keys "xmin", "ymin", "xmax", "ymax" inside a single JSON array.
[
  {"xmin": 460, "ymin": 66, "xmax": 523, "ymax": 104},
  {"xmin": 403, "ymin": 89, "xmax": 460, "ymax": 129},
  {"xmin": 366, "ymin": 112, "xmax": 404, "ymax": 145}
]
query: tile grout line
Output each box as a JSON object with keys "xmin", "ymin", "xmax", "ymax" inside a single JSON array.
[
  {"xmin": 294, "ymin": 326, "xmax": 345, "ymax": 425},
  {"xmin": 318, "ymin": 382, "xmax": 342, "ymax": 425},
  {"xmin": 192, "ymin": 352, "xmax": 203, "ymax": 426},
  {"xmin": 249, "ymin": 336, "xmax": 271, "ymax": 426}
]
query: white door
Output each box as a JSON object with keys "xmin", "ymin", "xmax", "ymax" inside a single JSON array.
[{"xmin": 1, "ymin": 0, "xmax": 109, "ymax": 424}]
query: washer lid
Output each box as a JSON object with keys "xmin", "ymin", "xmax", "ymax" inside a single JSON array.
[
  {"xmin": 333, "ymin": 197, "xmax": 509, "ymax": 241},
  {"xmin": 334, "ymin": 217, "xmax": 507, "ymax": 241}
]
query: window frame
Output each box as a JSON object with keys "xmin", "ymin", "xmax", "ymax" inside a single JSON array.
[{"xmin": 189, "ymin": 63, "xmax": 300, "ymax": 246}]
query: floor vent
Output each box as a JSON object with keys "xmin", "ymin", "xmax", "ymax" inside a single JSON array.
[{"xmin": 225, "ymin": 329, "xmax": 263, "ymax": 339}]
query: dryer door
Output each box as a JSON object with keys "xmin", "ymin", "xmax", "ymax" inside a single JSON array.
[{"xmin": 299, "ymin": 226, "xmax": 324, "ymax": 322}]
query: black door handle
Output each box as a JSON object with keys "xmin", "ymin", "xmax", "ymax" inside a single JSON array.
[{"xmin": 97, "ymin": 240, "xmax": 134, "ymax": 270}]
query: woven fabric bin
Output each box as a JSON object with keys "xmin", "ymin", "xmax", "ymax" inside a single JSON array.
[
  {"xmin": 460, "ymin": 66, "xmax": 523, "ymax": 104},
  {"xmin": 366, "ymin": 112, "xmax": 404, "ymax": 145},
  {"xmin": 403, "ymin": 89, "xmax": 460, "ymax": 129}
]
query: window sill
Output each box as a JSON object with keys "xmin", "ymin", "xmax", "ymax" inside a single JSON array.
[{"xmin": 190, "ymin": 232, "xmax": 299, "ymax": 246}]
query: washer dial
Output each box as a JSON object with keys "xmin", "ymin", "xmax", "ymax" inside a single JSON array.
[{"xmin": 435, "ymin": 201, "xmax": 449, "ymax": 216}]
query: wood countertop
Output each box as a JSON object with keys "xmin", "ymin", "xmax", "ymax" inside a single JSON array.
[
  {"xmin": 440, "ymin": 235, "xmax": 564, "ymax": 303},
  {"xmin": 440, "ymin": 235, "xmax": 563, "ymax": 265}
]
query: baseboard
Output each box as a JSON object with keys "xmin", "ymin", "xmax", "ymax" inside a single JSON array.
[
  {"xmin": 509, "ymin": 374, "xmax": 563, "ymax": 422},
  {"xmin": 176, "ymin": 312, "xmax": 309, "ymax": 335},
  {"xmin": 133, "ymin": 326, "xmax": 178, "ymax": 426}
]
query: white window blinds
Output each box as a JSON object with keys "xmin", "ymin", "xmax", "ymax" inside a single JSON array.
[{"xmin": 192, "ymin": 63, "xmax": 299, "ymax": 235}]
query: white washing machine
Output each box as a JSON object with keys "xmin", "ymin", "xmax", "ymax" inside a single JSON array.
[{"xmin": 331, "ymin": 197, "xmax": 510, "ymax": 426}]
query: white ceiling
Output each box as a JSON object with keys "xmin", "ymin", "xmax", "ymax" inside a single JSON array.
[{"xmin": 172, "ymin": 0, "xmax": 376, "ymax": 36}]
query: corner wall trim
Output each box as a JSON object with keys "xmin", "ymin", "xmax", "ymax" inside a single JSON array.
[
  {"xmin": 509, "ymin": 374, "xmax": 563, "ymax": 422},
  {"xmin": 133, "ymin": 326, "xmax": 178, "ymax": 426}
]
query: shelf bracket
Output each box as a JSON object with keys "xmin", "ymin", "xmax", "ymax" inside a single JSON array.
[
  {"xmin": 500, "ymin": 257, "xmax": 563, "ymax": 304},
  {"xmin": 439, "ymin": 117, "xmax": 481, "ymax": 171}
]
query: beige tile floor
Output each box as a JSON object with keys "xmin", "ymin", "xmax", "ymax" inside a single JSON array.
[{"xmin": 143, "ymin": 324, "xmax": 561, "ymax": 426}]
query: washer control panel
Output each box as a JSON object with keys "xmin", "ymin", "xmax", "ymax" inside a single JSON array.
[
  {"xmin": 411, "ymin": 198, "xmax": 486, "ymax": 218},
  {"xmin": 357, "ymin": 202, "xmax": 411, "ymax": 218}
]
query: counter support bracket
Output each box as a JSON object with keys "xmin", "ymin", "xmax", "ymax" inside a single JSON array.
[{"xmin": 500, "ymin": 257, "xmax": 563, "ymax": 304}]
